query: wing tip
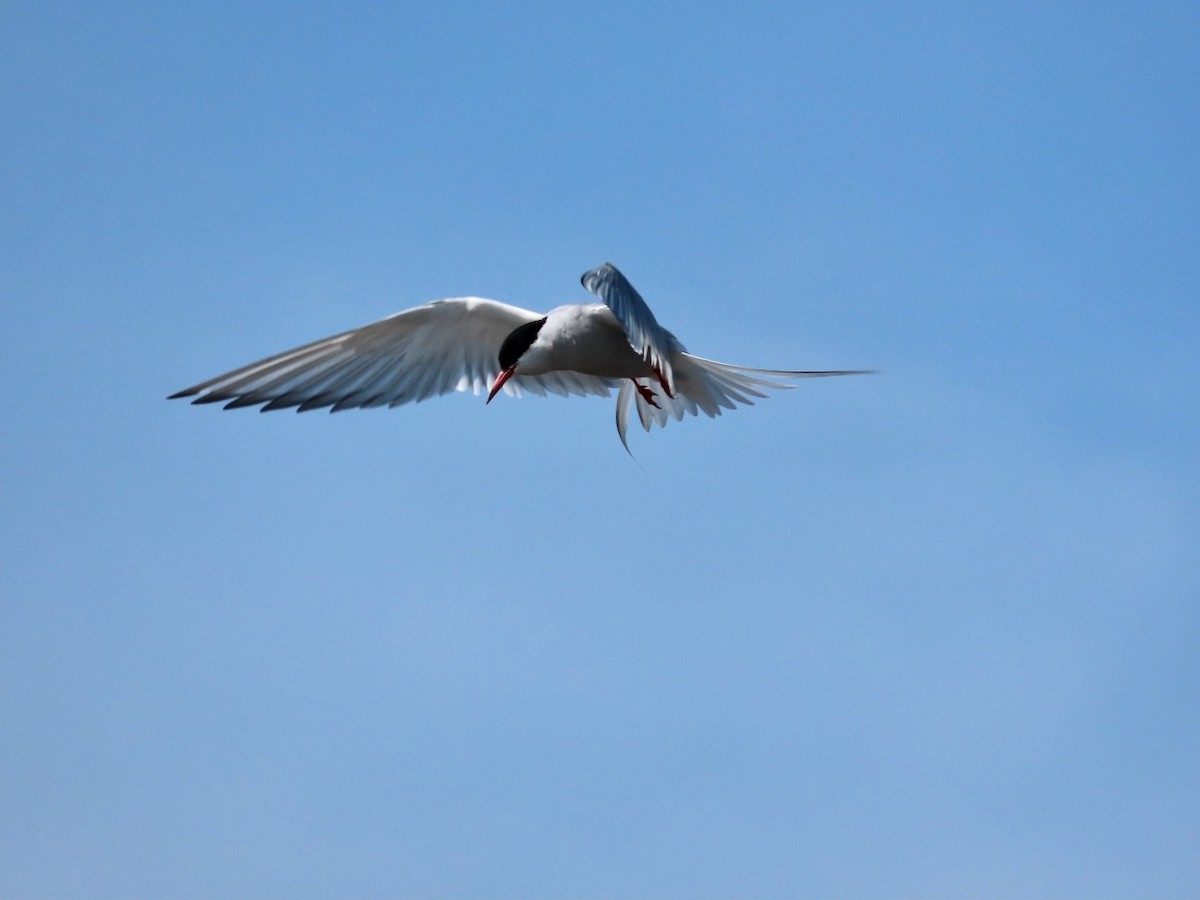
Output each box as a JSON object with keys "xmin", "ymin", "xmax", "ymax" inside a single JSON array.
[
  {"xmin": 580, "ymin": 261, "xmax": 620, "ymax": 289},
  {"xmin": 191, "ymin": 394, "xmax": 230, "ymax": 406}
]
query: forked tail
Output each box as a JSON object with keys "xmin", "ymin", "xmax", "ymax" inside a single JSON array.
[{"xmin": 614, "ymin": 353, "xmax": 872, "ymax": 453}]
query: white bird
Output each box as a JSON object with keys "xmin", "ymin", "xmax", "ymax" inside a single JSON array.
[{"xmin": 170, "ymin": 262, "xmax": 870, "ymax": 451}]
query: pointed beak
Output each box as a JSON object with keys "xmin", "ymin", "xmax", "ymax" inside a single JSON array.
[{"xmin": 486, "ymin": 366, "xmax": 515, "ymax": 404}]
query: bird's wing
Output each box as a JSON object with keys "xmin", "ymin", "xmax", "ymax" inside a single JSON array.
[
  {"xmin": 169, "ymin": 297, "xmax": 615, "ymax": 412},
  {"xmin": 614, "ymin": 354, "xmax": 873, "ymax": 452},
  {"xmin": 580, "ymin": 262, "xmax": 685, "ymax": 395}
]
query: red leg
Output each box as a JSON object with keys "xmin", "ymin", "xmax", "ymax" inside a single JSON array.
[{"xmin": 631, "ymin": 379, "xmax": 661, "ymax": 409}]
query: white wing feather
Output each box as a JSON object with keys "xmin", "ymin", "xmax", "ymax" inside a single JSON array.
[{"xmin": 169, "ymin": 297, "xmax": 615, "ymax": 412}]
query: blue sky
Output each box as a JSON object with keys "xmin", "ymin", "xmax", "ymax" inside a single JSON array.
[{"xmin": 2, "ymin": 1, "xmax": 1196, "ymax": 896}]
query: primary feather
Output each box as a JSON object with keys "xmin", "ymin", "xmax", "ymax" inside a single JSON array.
[{"xmin": 169, "ymin": 297, "xmax": 616, "ymax": 412}]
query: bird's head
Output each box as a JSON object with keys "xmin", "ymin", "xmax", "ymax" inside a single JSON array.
[{"xmin": 487, "ymin": 316, "xmax": 547, "ymax": 403}]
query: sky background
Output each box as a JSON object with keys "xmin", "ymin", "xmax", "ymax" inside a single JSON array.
[{"xmin": 2, "ymin": 2, "xmax": 1197, "ymax": 897}]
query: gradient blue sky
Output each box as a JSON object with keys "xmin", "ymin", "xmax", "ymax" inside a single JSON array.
[{"xmin": 2, "ymin": 2, "xmax": 1197, "ymax": 897}]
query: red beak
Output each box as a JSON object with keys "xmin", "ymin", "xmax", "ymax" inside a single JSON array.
[{"xmin": 487, "ymin": 367, "xmax": 515, "ymax": 404}]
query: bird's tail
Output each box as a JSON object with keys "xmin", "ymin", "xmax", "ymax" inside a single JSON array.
[{"xmin": 614, "ymin": 353, "xmax": 872, "ymax": 453}]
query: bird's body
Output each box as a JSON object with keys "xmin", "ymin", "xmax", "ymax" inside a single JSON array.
[
  {"xmin": 170, "ymin": 263, "xmax": 869, "ymax": 450},
  {"xmin": 516, "ymin": 304, "xmax": 656, "ymax": 380}
]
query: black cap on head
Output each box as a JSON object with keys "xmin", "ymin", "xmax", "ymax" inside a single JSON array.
[{"xmin": 498, "ymin": 317, "xmax": 547, "ymax": 371}]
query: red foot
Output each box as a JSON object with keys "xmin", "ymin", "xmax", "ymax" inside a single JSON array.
[{"xmin": 632, "ymin": 380, "xmax": 661, "ymax": 409}]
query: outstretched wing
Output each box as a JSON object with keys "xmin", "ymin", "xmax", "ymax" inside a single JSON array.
[
  {"xmin": 614, "ymin": 354, "xmax": 873, "ymax": 453},
  {"xmin": 581, "ymin": 262, "xmax": 685, "ymax": 396},
  {"xmin": 169, "ymin": 297, "xmax": 614, "ymax": 412}
]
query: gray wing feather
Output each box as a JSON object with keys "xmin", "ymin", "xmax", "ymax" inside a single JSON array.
[
  {"xmin": 580, "ymin": 263, "xmax": 686, "ymax": 395},
  {"xmin": 169, "ymin": 297, "xmax": 614, "ymax": 412}
]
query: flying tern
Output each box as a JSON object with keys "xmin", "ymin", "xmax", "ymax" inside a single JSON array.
[{"xmin": 170, "ymin": 262, "xmax": 870, "ymax": 451}]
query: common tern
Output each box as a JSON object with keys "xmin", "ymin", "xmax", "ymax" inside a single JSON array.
[{"xmin": 170, "ymin": 262, "xmax": 870, "ymax": 451}]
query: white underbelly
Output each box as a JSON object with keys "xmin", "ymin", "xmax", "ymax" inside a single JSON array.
[{"xmin": 526, "ymin": 305, "xmax": 659, "ymax": 379}]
